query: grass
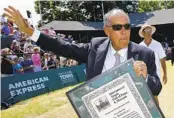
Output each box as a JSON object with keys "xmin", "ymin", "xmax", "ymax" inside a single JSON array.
[
  {"xmin": 1, "ymin": 85, "xmax": 79, "ymax": 118},
  {"xmin": 1, "ymin": 61, "xmax": 173, "ymax": 118}
]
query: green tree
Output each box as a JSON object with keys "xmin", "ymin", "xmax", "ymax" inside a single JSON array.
[
  {"xmin": 34, "ymin": 0, "xmax": 138, "ymax": 24},
  {"xmin": 138, "ymin": 0, "xmax": 174, "ymax": 12}
]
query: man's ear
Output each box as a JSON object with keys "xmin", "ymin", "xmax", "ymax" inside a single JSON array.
[{"xmin": 104, "ymin": 27, "xmax": 110, "ymax": 37}]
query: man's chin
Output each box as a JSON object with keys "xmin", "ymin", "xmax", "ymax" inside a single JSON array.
[
  {"xmin": 121, "ymin": 39, "xmax": 129, "ymax": 44},
  {"xmin": 120, "ymin": 41, "xmax": 129, "ymax": 48}
]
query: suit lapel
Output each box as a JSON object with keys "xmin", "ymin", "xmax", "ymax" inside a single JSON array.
[
  {"xmin": 93, "ymin": 41, "xmax": 139, "ymax": 77},
  {"xmin": 127, "ymin": 42, "xmax": 140, "ymax": 61},
  {"xmin": 94, "ymin": 39, "xmax": 110, "ymax": 76}
]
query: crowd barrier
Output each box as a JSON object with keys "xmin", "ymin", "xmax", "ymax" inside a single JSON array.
[{"xmin": 1, "ymin": 64, "xmax": 86, "ymax": 106}]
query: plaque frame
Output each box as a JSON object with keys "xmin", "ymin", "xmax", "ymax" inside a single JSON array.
[{"xmin": 66, "ymin": 59, "xmax": 165, "ymax": 118}]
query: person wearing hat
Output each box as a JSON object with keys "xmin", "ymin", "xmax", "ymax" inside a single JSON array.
[
  {"xmin": 139, "ymin": 23, "xmax": 167, "ymax": 103},
  {"xmin": 139, "ymin": 23, "xmax": 167, "ymax": 84}
]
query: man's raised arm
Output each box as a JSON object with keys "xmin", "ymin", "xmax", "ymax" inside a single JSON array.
[{"xmin": 4, "ymin": 6, "xmax": 90, "ymax": 63}]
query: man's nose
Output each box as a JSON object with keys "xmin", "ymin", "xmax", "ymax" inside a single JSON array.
[{"xmin": 120, "ymin": 26, "xmax": 126, "ymax": 34}]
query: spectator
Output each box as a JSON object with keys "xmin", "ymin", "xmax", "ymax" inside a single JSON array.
[
  {"xmin": 1, "ymin": 48, "xmax": 13, "ymax": 77},
  {"xmin": 70, "ymin": 59, "xmax": 78, "ymax": 66},
  {"xmin": 18, "ymin": 57, "xmax": 24, "ymax": 63},
  {"xmin": 65, "ymin": 35, "xmax": 73, "ymax": 43},
  {"xmin": 21, "ymin": 32, "xmax": 27, "ymax": 41},
  {"xmin": 13, "ymin": 28, "xmax": 21, "ymax": 41},
  {"xmin": 7, "ymin": 20, "xmax": 14, "ymax": 34},
  {"xmin": 65, "ymin": 59, "xmax": 71, "ymax": 67},
  {"xmin": 49, "ymin": 27, "xmax": 56, "ymax": 38},
  {"xmin": 42, "ymin": 53, "xmax": 49, "ymax": 70},
  {"xmin": 56, "ymin": 33, "xmax": 61, "ymax": 40},
  {"xmin": 60, "ymin": 34, "xmax": 66, "ymax": 40},
  {"xmin": 1, "ymin": 14, "xmax": 6, "ymax": 23},
  {"xmin": 23, "ymin": 38, "xmax": 32, "ymax": 52},
  {"xmin": 4, "ymin": 48, "xmax": 17, "ymax": 61},
  {"xmin": 49, "ymin": 53, "xmax": 57, "ymax": 69},
  {"xmin": 10, "ymin": 40, "xmax": 18, "ymax": 50},
  {"xmin": 25, "ymin": 44, "xmax": 33, "ymax": 54},
  {"xmin": 12, "ymin": 43, "xmax": 24, "ymax": 57},
  {"xmin": 59, "ymin": 56, "xmax": 67, "ymax": 68},
  {"xmin": 42, "ymin": 53, "xmax": 57, "ymax": 70},
  {"xmin": 20, "ymin": 54, "xmax": 34, "ymax": 73},
  {"xmin": 52, "ymin": 54, "xmax": 60, "ymax": 68},
  {"xmin": 12, "ymin": 56, "xmax": 24, "ymax": 74},
  {"xmin": 1, "ymin": 22, "xmax": 10, "ymax": 35},
  {"xmin": 31, "ymin": 47, "xmax": 42, "ymax": 72}
]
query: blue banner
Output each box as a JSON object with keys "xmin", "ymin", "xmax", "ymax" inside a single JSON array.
[{"xmin": 1, "ymin": 64, "xmax": 86, "ymax": 105}]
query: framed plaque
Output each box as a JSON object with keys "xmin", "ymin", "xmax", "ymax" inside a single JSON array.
[{"xmin": 66, "ymin": 59, "xmax": 164, "ymax": 118}]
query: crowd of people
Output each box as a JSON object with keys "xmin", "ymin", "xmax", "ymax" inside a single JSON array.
[
  {"xmin": 41, "ymin": 27, "xmax": 75, "ymax": 43},
  {"xmin": 1, "ymin": 16, "xmax": 79, "ymax": 77}
]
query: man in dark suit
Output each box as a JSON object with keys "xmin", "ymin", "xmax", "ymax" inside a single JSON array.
[{"xmin": 4, "ymin": 6, "xmax": 162, "ymax": 96}]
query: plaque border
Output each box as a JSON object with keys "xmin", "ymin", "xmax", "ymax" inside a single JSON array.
[{"xmin": 66, "ymin": 58, "xmax": 165, "ymax": 118}]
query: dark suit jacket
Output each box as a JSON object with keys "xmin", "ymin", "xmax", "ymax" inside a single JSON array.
[{"xmin": 36, "ymin": 33, "xmax": 162, "ymax": 95}]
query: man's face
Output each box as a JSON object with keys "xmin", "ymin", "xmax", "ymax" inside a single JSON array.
[
  {"xmin": 142, "ymin": 27, "xmax": 152, "ymax": 39},
  {"xmin": 104, "ymin": 15, "xmax": 130, "ymax": 50}
]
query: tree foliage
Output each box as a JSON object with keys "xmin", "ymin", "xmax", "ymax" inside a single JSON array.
[
  {"xmin": 34, "ymin": 1, "xmax": 138, "ymax": 24},
  {"xmin": 34, "ymin": 0, "xmax": 174, "ymax": 25},
  {"xmin": 138, "ymin": 0, "xmax": 174, "ymax": 12}
]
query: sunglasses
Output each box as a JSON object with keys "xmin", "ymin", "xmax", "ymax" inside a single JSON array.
[{"xmin": 110, "ymin": 24, "xmax": 131, "ymax": 31}]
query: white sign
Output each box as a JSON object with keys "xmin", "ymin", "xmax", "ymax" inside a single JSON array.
[{"xmin": 82, "ymin": 73, "xmax": 152, "ymax": 118}]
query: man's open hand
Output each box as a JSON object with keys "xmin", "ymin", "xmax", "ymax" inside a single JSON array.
[{"xmin": 4, "ymin": 6, "xmax": 33, "ymax": 36}]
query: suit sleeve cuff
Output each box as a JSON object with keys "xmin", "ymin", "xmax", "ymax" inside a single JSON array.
[{"xmin": 31, "ymin": 30, "xmax": 41, "ymax": 42}]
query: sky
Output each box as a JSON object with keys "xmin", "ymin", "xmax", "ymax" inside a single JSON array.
[{"xmin": 0, "ymin": 0, "xmax": 40, "ymax": 27}]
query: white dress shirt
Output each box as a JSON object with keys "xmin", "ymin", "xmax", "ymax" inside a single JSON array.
[{"xmin": 102, "ymin": 42, "xmax": 128, "ymax": 73}]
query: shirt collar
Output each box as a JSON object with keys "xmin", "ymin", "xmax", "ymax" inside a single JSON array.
[
  {"xmin": 142, "ymin": 38, "xmax": 154, "ymax": 46},
  {"xmin": 110, "ymin": 42, "xmax": 128, "ymax": 58}
]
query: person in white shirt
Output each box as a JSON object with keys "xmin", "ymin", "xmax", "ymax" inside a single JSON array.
[
  {"xmin": 139, "ymin": 23, "xmax": 167, "ymax": 85},
  {"xmin": 139, "ymin": 24, "xmax": 168, "ymax": 104}
]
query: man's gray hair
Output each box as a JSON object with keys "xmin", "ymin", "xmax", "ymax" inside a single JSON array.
[{"xmin": 103, "ymin": 9, "xmax": 130, "ymax": 27}]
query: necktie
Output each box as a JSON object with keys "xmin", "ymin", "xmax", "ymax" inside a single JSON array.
[{"xmin": 114, "ymin": 52, "xmax": 121, "ymax": 66}]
